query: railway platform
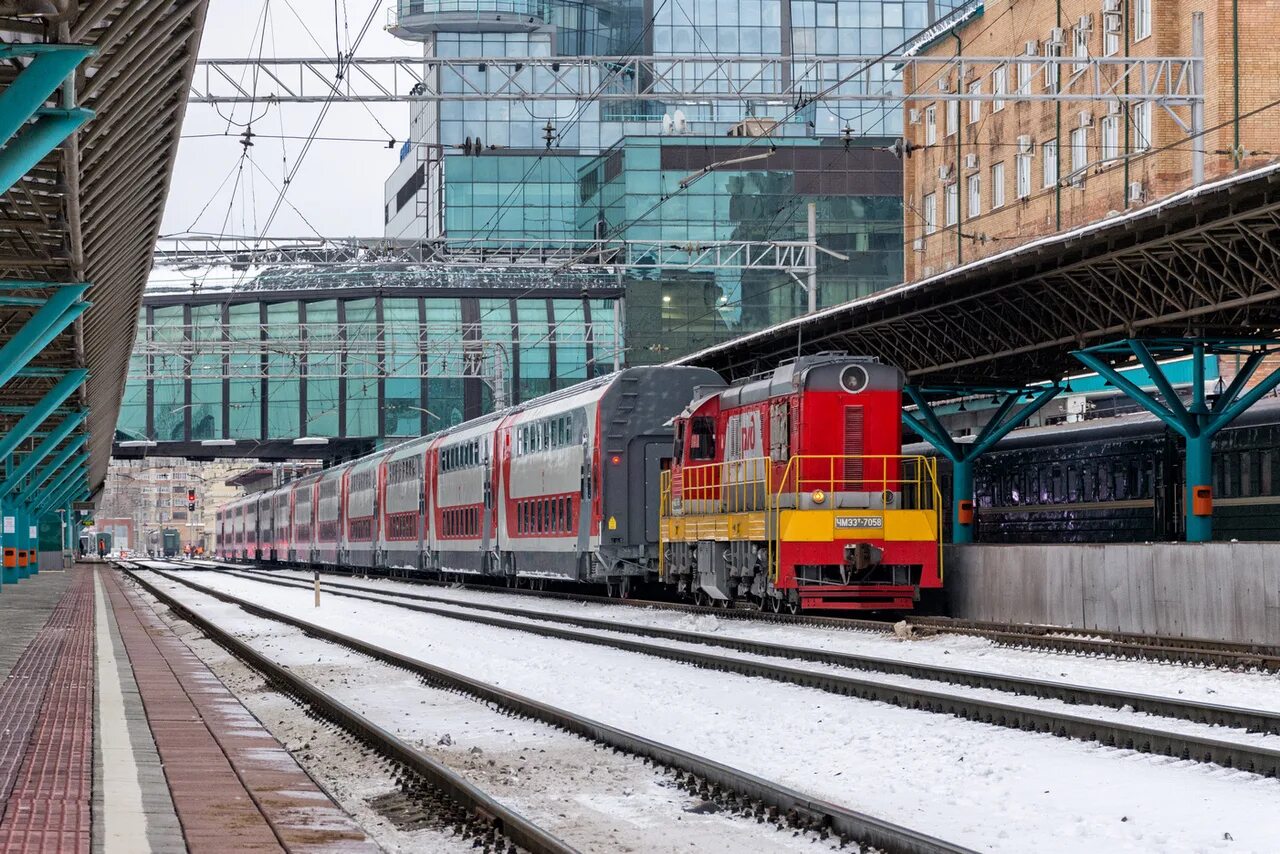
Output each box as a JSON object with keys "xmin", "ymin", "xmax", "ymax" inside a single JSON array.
[{"xmin": 0, "ymin": 563, "xmax": 377, "ymax": 853}]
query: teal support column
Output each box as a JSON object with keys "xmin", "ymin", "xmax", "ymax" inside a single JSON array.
[
  {"xmin": 14, "ymin": 506, "xmax": 28, "ymax": 579},
  {"xmin": 0, "ymin": 494, "xmax": 10, "ymax": 585},
  {"xmin": 1074, "ymin": 338, "xmax": 1280, "ymax": 543},
  {"xmin": 903, "ymin": 384, "xmax": 1062, "ymax": 545}
]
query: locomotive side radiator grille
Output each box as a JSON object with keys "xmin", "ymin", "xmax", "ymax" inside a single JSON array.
[{"xmin": 843, "ymin": 406, "xmax": 864, "ymax": 489}]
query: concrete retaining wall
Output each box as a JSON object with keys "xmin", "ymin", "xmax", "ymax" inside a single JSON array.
[{"xmin": 945, "ymin": 543, "xmax": 1280, "ymax": 645}]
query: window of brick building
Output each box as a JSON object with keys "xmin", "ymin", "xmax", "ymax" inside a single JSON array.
[
  {"xmin": 1070, "ymin": 126, "xmax": 1089, "ymax": 184},
  {"xmin": 1016, "ymin": 153, "xmax": 1032, "ymax": 198},
  {"xmin": 1135, "ymin": 0, "xmax": 1151, "ymax": 41},
  {"xmin": 923, "ymin": 192, "xmax": 937, "ymax": 235},
  {"xmin": 925, "ymin": 105, "xmax": 937, "ymax": 146},
  {"xmin": 1042, "ymin": 139, "xmax": 1058, "ymax": 188},
  {"xmin": 967, "ymin": 173, "xmax": 981, "ymax": 219},
  {"xmin": 1101, "ymin": 114, "xmax": 1120, "ymax": 161},
  {"xmin": 991, "ymin": 162, "xmax": 1006, "ymax": 208},
  {"xmin": 968, "ymin": 81, "xmax": 982, "ymax": 124},
  {"xmin": 992, "ymin": 65, "xmax": 1007, "ymax": 112},
  {"xmin": 945, "ymin": 182, "xmax": 959, "ymax": 226}
]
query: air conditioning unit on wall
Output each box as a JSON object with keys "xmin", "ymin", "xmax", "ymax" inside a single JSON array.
[
  {"xmin": 1129, "ymin": 181, "xmax": 1146, "ymax": 203},
  {"xmin": 964, "ymin": 153, "xmax": 979, "ymax": 170}
]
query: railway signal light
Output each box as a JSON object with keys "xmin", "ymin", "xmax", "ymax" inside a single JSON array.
[{"xmin": 187, "ymin": 488, "xmax": 196, "ymax": 502}]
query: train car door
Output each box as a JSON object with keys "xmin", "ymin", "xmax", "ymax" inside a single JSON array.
[
  {"xmin": 576, "ymin": 426, "xmax": 593, "ymax": 561},
  {"xmin": 481, "ymin": 439, "xmax": 494, "ymax": 561},
  {"xmin": 629, "ymin": 440, "xmax": 667, "ymax": 544}
]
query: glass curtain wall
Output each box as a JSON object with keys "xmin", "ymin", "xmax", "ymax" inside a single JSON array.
[{"xmin": 119, "ymin": 293, "xmax": 620, "ymax": 445}]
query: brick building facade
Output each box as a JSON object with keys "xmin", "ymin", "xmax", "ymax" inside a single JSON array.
[{"xmin": 904, "ymin": 0, "xmax": 1277, "ymax": 282}]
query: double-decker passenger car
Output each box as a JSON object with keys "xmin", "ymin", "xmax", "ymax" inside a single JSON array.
[{"xmin": 215, "ymin": 357, "xmax": 945, "ymax": 611}]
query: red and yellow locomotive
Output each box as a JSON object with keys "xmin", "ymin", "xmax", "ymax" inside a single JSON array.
[{"xmin": 660, "ymin": 353, "xmax": 942, "ymax": 611}]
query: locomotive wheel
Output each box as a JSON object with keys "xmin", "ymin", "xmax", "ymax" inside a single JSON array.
[
  {"xmin": 694, "ymin": 589, "xmax": 711, "ymax": 608},
  {"xmin": 784, "ymin": 597, "xmax": 800, "ymax": 615}
]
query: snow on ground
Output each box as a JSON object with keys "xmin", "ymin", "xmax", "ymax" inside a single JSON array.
[
  {"xmin": 256, "ymin": 568, "xmax": 1280, "ymax": 716},
  {"xmin": 213, "ymin": 570, "xmax": 1280, "ymax": 754},
  {"xmin": 148, "ymin": 569, "xmax": 1280, "ymax": 854},
  {"xmin": 139, "ymin": 578, "xmax": 837, "ymax": 853}
]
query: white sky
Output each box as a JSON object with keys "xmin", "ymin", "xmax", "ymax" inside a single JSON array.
[{"xmin": 161, "ymin": 1, "xmax": 418, "ymax": 239}]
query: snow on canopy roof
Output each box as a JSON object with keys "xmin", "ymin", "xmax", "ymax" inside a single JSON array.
[{"xmin": 674, "ymin": 159, "xmax": 1280, "ymax": 369}]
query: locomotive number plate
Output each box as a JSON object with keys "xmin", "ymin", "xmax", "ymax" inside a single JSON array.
[{"xmin": 835, "ymin": 516, "xmax": 883, "ymax": 529}]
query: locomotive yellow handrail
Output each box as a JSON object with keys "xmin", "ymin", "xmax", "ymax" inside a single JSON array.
[{"xmin": 659, "ymin": 455, "xmax": 943, "ymax": 584}]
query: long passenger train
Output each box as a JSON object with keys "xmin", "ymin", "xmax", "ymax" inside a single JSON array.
[{"xmin": 216, "ymin": 354, "xmax": 944, "ymax": 611}]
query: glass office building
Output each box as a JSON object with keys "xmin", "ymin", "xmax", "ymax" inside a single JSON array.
[{"xmin": 384, "ymin": 0, "xmax": 964, "ymax": 360}]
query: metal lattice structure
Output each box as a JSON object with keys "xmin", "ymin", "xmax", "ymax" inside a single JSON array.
[
  {"xmin": 0, "ymin": 2, "xmax": 208, "ymax": 507},
  {"xmin": 153, "ymin": 235, "xmax": 831, "ymax": 274},
  {"xmin": 187, "ymin": 54, "xmax": 1202, "ymax": 105},
  {"xmin": 677, "ymin": 163, "xmax": 1280, "ymax": 387}
]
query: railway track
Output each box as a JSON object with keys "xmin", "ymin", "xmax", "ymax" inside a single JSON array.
[
  {"xmin": 168, "ymin": 565, "xmax": 1280, "ymax": 781},
  {"xmin": 225, "ymin": 566, "xmax": 1280, "ymax": 738},
  {"xmin": 226, "ymin": 561, "xmax": 1280, "ymax": 671},
  {"xmin": 124, "ymin": 568, "xmax": 575, "ymax": 854},
  {"xmin": 126, "ymin": 566, "xmax": 975, "ymax": 854}
]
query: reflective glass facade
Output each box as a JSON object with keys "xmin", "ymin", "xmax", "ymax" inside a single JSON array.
[
  {"xmin": 117, "ymin": 290, "xmax": 622, "ymax": 446},
  {"xmin": 387, "ymin": 0, "xmax": 964, "ymax": 362}
]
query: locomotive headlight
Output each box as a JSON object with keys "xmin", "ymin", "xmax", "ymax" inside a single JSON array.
[{"xmin": 811, "ymin": 489, "xmax": 826, "ymax": 504}]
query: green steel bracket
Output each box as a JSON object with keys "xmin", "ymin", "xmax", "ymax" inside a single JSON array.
[
  {"xmin": 1, "ymin": 411, "xmax": 85, "ymax": 497},
  {"xmin": 0, "ymin": 44, "xmax": 95, "ymax": 198},
  {"xmin": 1072, "ymin": 337, "xmax": 1280, "ymax": 542},
  {"xmin": 0, "ymin": 44, "xmax": 93, "ymax": 140},
  {"xmin": 0, "ymin": 369, "xmax": 87, "ymax": 462},
  {"xmin": 25, "ymin": 433, "xmax": 86, "ymax": 501},
  {"xmin": 37, "ymin": 477, "xmax": 81, "ymax": 515},
  {"xmin": 0, "ymin": 284, "xmax": 90, "ymax": 389},
  {"xmin": 31, "ymin": 451, "xmax": 87, "ymax": 510},
  {"xmin": 903, "ymin": 383, "xmax": 1061, "ymax": 544},
  {"xmin": 902, "ymin": 384, "xmax": 1062, "ymax": 463}
]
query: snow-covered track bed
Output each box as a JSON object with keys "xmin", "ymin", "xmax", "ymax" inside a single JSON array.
[
  {"xmin": 129, "ymin": 568, "xmax": 973, "ymax": 854},
  {"xmin": 127, "ymin": 570, "xmax": 576, "ymax": 854},
  {"xmin": 273, "ymin": 562, "xmax": 1280, "ymax": 671},
  {"xmin": 218, "ymin": 566, "xmax": 1280, "ymax": 779}
]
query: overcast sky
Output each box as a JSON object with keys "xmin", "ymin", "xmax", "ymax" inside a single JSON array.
[{"xmin": 161, "ymin": 1, "xmax": 417, "ymax": 239}]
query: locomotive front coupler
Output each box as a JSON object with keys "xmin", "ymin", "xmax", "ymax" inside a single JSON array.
[{"xmin": 844, "ymin": 542, "xmax": 884, "ymax": 571}]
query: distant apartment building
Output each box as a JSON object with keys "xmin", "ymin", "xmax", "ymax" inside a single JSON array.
[
  {"xmin": 903, "ymin": 0, "xmax": 1275, "ymax": 282},
  {"xmin": 98, "ymin": 458, "xmax": 258, "ymax": 552}
]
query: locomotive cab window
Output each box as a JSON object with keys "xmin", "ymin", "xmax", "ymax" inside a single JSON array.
[{"xmin": 689, "ymin": 417, "xmax": 717, "ymax": 461}]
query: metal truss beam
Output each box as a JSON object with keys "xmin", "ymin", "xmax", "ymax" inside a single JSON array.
[
  {"xmin": 188, "ymin": 54, "xmax": 1201, "ymax": 105},
  {"xmin": 153, "ymin": 235, "xmax": 825, "ymax": 274}
]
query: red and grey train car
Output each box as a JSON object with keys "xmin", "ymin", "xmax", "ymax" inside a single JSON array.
[
  {"xmin": 218, "ymin": 366, "xmax": 719, "ymax": 589},
  {"xmin": 215, "ymin": 357, "xmax": 944, "ymax": 611}
]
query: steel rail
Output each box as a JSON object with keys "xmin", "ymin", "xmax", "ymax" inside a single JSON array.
[
  {"xmin": 290, "ymin": 562, "xmax": 1280, "ymax": 670},
  {"xmin": 265, "ymin": 561, "xmax": 1280, "ymax": 670},
  {"xmin": 174, "ymin": 566, "xmax": 1280, "ymax": 779},
  {"xmin": 227, "ymin": 568, "xmax": 1280, "ymax": 737},
  {"xmin": 127, "ymin": 567, "xmax": 976, "ymax": 854},
  {"xmin": 123, "ymin": 569, "xmax": 577, "ymax": 854}
]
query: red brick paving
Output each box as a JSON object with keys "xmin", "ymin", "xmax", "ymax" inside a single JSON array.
[
  {"xmin": 0, "ymin": 568, "xmax": 94, "ymax": 853},
  {"xmin": 104, "ymin": 570, "xmax": 377, "ymax": 853}
]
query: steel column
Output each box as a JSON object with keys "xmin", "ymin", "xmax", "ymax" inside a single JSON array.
[
  {"xmin": 1073, "ymin": 338, "xmax": 1280, "ymax": 542},
  {"xmin": 903, "ymin": 385, "xmax": 1061, "ymax": 544}
]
